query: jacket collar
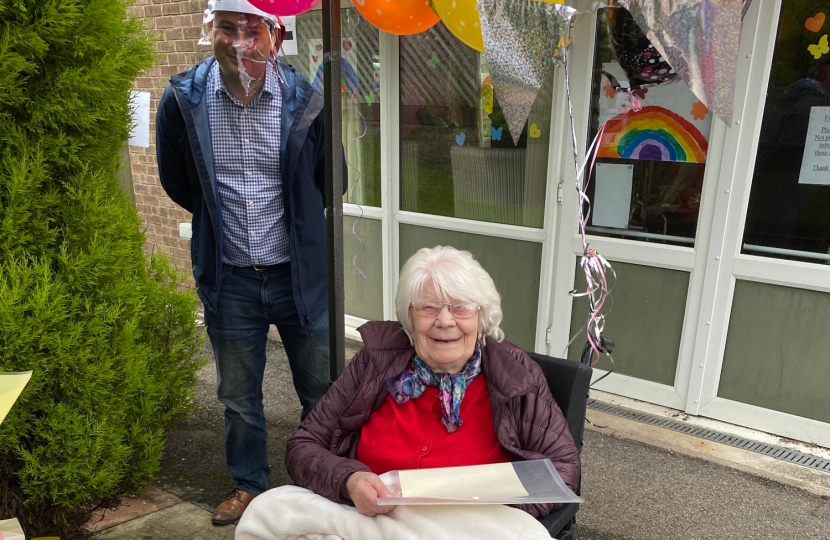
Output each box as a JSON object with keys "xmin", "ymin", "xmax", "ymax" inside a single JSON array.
[
  {"xmin": 357, "ymin": 321, "xmax": 536, "ymax": 399},
  {"xmin": 170, "ymin": 57, "xmax": 309, "ymax": 109}
]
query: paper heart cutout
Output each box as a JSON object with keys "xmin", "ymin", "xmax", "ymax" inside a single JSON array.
[
  {"xmin": 315, "ymin": 44, "xmax": 323, "ymax": 52},
  {"xmin": 365, "ymin": 92, "xmax": 376, "ymax": 105},
  {"xmin": 529, "ymin": 123, "xmax": 541, "ymax": 138},
  {"xmin": 312, "ymin": 55, "xmax": 319, "ymax": 63},
  {"xmin": 805, "ymin": 13, "xmax": 825, "ymax": 32},
  {"xmin": 808, "ymin": 34, "xmax": 829, "ymax": 60},
  {"xmin": 343, "ymin": 40, "xmax": 352, "ymax": 52},
  {"xmin": 455, "ymin": 132, "xmax": 466, "ymax": 146},
  {"xmin": 490, "ymin": 126, "xmax": 503, "ymax": 141}
]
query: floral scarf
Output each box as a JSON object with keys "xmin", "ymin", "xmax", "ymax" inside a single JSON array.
[{"xmin": 386, "ymin": 343, "xmax": 482, "ymax": 433}]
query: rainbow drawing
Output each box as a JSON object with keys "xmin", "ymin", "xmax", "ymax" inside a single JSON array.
[{"xmin": 598, "ymin": 106, "xmax": 708, "ymax": 163}]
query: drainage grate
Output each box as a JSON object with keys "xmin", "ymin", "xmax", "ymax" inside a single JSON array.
[{"xmin": 588, "ymin": 399, "xmax": 830, "ymax": 474}]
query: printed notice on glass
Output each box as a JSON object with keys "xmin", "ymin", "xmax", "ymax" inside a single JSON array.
[
  {"xmin": 799, "ymin": 107, "xmax": 830, "ymax": 185},
  {"xmin": 277, "ymin": 16, "xmax": 298, "ymax": 57},
  {"xmin": 593, "ymin": 163, "xmax": 634, "ymax": 229}
]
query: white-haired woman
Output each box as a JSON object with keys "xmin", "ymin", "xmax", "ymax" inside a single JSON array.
[{"xmin": 236, "ymin": 246, "xmax": 579, "ymax": 540}]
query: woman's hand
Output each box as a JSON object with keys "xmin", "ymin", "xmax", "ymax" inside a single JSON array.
[{"xmin": 343, "ymin": 471, "xmax": 397, "ymax": 517}]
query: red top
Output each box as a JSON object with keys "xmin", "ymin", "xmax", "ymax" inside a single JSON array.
[{"xmin": 357, "ymin": 375, "xmax": 513, "ymax": 473}]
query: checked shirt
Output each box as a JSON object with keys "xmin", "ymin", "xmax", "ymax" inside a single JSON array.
[{"xmin": 206, "ymin": 60, "xmax": 289, "ymax": 267}]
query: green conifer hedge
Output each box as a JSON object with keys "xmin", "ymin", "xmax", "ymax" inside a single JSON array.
[{"xmin": 0, "ymin": 0, "xmax": 204, "ymax": 537}]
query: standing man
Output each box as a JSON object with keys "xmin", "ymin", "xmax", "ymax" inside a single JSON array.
[{"xmin": 155, "ymin": 0, "xmax": 345, "ymax": 525}]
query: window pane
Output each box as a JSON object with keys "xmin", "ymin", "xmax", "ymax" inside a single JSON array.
[
  {"xmin": 742, "ymin": 0, "xmax": 830, "ymax": 263},
  {"xmin": 567, "ymin": 261, "xmax": 687, "ymax": 386},
  {"xmin": 343, "ymin": 216, "xmax": 383, "ymax": 320},
  {"xmin": 720, "ymin": 280, "xmax": 830, "ymax": 423},
  {"xmin": 583, "ymin": 9, "xmax": 712, "ymax": 246},
  {"xmin": 399, "ymin": 23, "xmax": 552, "ymax": 228},
  {"xmin": 285, "ymin": 10, "xmax": 381, "ymax": 207}
]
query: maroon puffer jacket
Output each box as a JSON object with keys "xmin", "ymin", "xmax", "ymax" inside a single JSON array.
[{"xmin": 285, "ymin": 321, "xmax": 580, "ymax": 518}]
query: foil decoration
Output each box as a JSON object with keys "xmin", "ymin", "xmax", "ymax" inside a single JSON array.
[
  {"xmin": 606, "ymin": 7, "xmax": 679, "ymax": 89},
  {"xmin": 617, "ymin": 0, "xmax": 743, "ymax": 124},
  {"xmin": 477, "ymin": 0, "xmax": 577, "ymax": 145}
]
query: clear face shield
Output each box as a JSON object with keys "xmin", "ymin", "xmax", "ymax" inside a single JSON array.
[
  {"xmin": 209, "ymin": 13, "xmax": 279, "ymax": 95},
  {"xmin": 198, "ymin": 10, "xmax": 213, "ymax": 46}
]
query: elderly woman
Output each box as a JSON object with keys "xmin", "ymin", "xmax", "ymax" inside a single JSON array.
[{"xmin": 236, "ymin": 246, "xmax": 579, "ymax": 539}]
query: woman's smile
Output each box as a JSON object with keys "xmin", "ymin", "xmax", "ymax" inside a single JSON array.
[{"xmin": 430, "ymin": 336, "xmax": 461, "ymax": 344}]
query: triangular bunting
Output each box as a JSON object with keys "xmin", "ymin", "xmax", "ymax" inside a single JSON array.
[
  {"xmin": 618, "ymin": 0, "xmax": 743, "ymax": 124},
  {"xmin": 478, "ymin": 0, "xmax": 577, "ymax": 145}
]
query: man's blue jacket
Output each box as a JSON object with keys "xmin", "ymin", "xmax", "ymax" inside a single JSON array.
[{"xmin": 156, "ymin": 57, "xmax": 346, "ymax": 324}]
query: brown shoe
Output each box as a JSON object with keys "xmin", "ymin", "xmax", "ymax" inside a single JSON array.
[{"xmin": 211, "ymin": 488, "xmax": 257, "ymax": 526}]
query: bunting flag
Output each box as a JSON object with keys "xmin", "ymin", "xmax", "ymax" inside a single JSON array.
[
  {"xmin": 617, "ymin": 0, "xmax": 743, "ymax": 124},
  {"xmin": 477, "ymin": 0, "xmax": 577, "ymax": 145}
]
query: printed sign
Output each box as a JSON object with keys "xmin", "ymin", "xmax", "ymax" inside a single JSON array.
[
  {"xmin": 593, "ymin": 163, "xmax": 634, "ymax": 229},
  {"xmin": 128, "ymin": 91, "xmax": 150, "ymax": 148},
  {"xmin": 277, "ymin": 16, "xmax": 297, "ymax": 57},
  {"xmin": 798, "ymin": 106, "xmax": 830, "ymax": 185}
]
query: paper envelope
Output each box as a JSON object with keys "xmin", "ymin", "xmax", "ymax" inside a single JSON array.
[
  {"xmin": 0, "ymin": 371, "xmax": 32, "ymax": 426},
  {"xmin": 0, "ymin": 517, "xmax": 26, "ymax": 540}
]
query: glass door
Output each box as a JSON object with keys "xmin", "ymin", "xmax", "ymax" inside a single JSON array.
[{"xmin": 548, "ymin": 3, "xmax": 718, "ymax": 410}]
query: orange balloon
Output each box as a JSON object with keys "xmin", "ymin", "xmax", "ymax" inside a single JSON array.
[{"xmin": 353, "ymin": 0, "xmax": 439, "ymax": 35}]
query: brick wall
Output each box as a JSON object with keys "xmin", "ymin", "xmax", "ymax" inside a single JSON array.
[{"xmin": 127, "ymin": 0, "xmax": 212, "ymax": 280}]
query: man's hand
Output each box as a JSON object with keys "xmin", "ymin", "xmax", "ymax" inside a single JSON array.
[{"xmin": 343, "ymin": 471, "xmax": 397, "ymax": 517}]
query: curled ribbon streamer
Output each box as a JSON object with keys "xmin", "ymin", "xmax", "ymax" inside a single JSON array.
[
  {"xmin": 617, "ymin": 89, "xmax": 642, "ymax": 114},
  {"xmin": 343, "ymin": 5, "xmax": 369, "ymax": 279},
  {"xmin": 560, "ymin": 22, "xmax": 617, "ymax": 381}
]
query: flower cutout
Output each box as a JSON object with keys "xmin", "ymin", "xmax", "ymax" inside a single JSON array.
[{"xmin": 691, "ymin": 101, "xmax": 709, "ymax": 120}]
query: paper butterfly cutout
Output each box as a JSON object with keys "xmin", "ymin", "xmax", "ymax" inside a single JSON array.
[
  {"xmin": 490, "ymin": 126, "xmax": 503, "ymax": 141},
  {"xmin": 365, "ymin": 92, "xmax": 376, "ymax": 105},
  {"xmin": 808, "ymin": 34, "xmax": 829, "ymax": 59},
  {"xmin": 427, "ymin": 52, "xmax": 440, "ymax": 69}
]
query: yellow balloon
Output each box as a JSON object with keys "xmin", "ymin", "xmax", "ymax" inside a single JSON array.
[
  {"xmin": 432, "ymin": 0, "xmax": 485, "ymax": 51},
  {"xmin": 434, "ymin": 0, "xmax": 565, "ymax": 52}
]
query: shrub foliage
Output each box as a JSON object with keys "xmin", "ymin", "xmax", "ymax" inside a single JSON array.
[{"xmin": 0, "ymin": 0, "xmax": 203, "ymax": 537}]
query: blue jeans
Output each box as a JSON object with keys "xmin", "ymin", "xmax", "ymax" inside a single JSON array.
[{"xmin": 205, "ymin": 264, "xmax": 330, "ymax": 495}]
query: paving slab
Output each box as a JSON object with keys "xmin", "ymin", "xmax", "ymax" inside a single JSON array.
[
  {"xmin": 89, "ymin": 486, "xmax": 182, "ymax": 532},
  {"xmin": 96, "ymin": 503, "xmax": 234, "ymax": 540}
]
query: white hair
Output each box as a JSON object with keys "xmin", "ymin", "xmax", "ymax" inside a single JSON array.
[{"xmin": 396, "ymin": 246, "xmax": 504, "ymax": 345}]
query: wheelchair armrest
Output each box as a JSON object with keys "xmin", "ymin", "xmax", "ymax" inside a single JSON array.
[{"xmin": 538, "ymin": 502, "xmax": 580, "ymax": 537}]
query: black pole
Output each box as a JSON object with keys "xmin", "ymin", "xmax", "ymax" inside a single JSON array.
[{"xmin": 322, "ymin": 0, "xmax": 345, "ymax": 383}]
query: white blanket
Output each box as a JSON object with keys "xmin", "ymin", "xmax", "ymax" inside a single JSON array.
[{"xmin": 235, "ymin": 486, "xmax": 553, "ymax": 540}]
